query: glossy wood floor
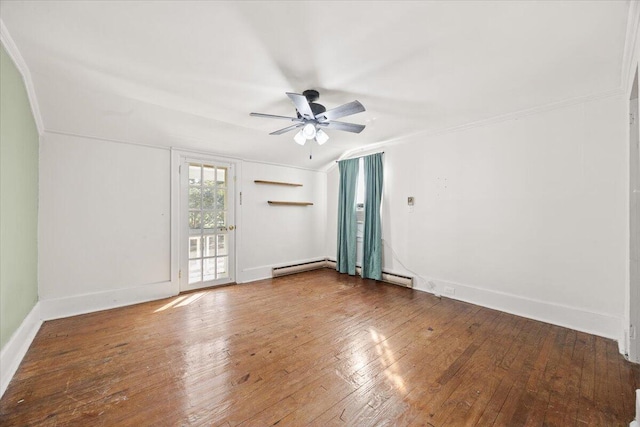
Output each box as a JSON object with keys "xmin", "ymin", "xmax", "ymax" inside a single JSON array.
[{"xmin": 1, "ymin": 269, "xmax": 639, "ymax": 426}]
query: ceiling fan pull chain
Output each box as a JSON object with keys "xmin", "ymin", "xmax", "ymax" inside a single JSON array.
[{"xmin": 309, "ymin": 143, "xmax": 313, "ymax": 160}]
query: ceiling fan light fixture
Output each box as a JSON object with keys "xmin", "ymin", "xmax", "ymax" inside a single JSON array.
[
  {"xmin": 293, "ymin": 130, "xmax": 307, "ymax": 145},
  {"xmin": 315, "ymin": 129, "xmax": 329, "ymax": 145},
  {"xmin": 251, "ymin": 90, "xmax": 366, "ymax": 150},
  {"xmin": 302, "ymin": 123, "xmax": 317, "ymax": 139}
]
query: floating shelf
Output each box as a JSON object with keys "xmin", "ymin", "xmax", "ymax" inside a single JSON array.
[
  {"xmin": 254, "ymin": 180, "xmax": 302, "ymax": 187},
  {"xmin": 268, "ymin": 201, "xmax": 313, "ymax": 206}
]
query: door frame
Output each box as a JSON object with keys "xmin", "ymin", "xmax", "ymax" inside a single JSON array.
[
  {"xmin": 629, "ymin": 68, "xmax": 640, "ymax": 363},
  {"xmin": 170, "ymin": 148, "xmax": 242, "ymax": 294}
]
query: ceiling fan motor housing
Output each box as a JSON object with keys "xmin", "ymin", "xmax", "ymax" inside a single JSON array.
[{"xmin": 302, "ymin": 89, "xmax": 319, "ymax": 102}]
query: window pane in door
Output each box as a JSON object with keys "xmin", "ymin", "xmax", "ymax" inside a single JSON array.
[
  {"xmin": 202, "ymin": 187, "xmax": 215, "ymax": 210},
  {"xmin": 216, "ymin": 168, "xmax": 227, "ymax": 185},
  {"xmin": 189, "ymin": 237, "xmax": 201, "ymax": 258},
  {"xmin": 215, "ymin": 211, "xmax": 226, "ymax": 227},
  {"xmin": 215, "ymin": 189, "xmax": 226, "ymax": 210},
  {"xmin": 188, "ymin": 259, "xmax": 202, "ymax": 284},
  {"xmin": 204, "ymin": 235, "xmax": 216, "ymax": 257},
  {"xmin": 217, "ymin": 257, "xmax": 229, "ymax": 279},
  {"xmin": 189, "ymin": 212, "xmax": 202, "ymax": 230},
  {"xmin": 203, "ymin": 166, "xmax": 216, "ymax": 186},
  {"xmin": 189, "ymin": 165, "xmax": 201, "ymax": 185},
  {"xmin": 203, "ymin": 258, "xmax": 216, "ymax": 282},
  {"xmin": 203, "ymin": 212, "xmax": 216, "ymax": 229},
  {"xmin": 188, "ymin": 187, "xmax": 201, "ymax": 209},
  {"xmin": 217, "ymin": 234, "xmax": 227, "ymax": 256}
]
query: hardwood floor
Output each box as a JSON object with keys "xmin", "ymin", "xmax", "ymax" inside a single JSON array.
[{"xmin": 1, "ymin": 269, "xmax": 638, "ymax": 426}]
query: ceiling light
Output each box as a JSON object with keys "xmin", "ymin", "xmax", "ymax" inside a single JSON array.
[
  {"xmin": 315, "ymin": 129, "xmax": 329, "ymax": 145},
  {"xmin": 302, "ymin": 123, "xmax": 317, "ymax": 139},
  {"xmin": 293, "ymin": 130, "xmax": 306, "ymax": 145}
]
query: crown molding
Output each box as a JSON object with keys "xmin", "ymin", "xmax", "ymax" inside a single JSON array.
[
  {"xmin": 0, "ymin": 19, "xmax": 44, "ymax": 135},
  {"xmin": 45, "ymin": 129, "xmax": 172, "ymax": 151},
  {"xmin": 622, "ymin": 0, "xmax": 640, "ymax": 92}
]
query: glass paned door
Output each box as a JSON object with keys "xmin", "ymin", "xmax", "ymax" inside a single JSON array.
[{"xmin": 181, "ymin": 161, "xmax": 234, "ymax": 291}]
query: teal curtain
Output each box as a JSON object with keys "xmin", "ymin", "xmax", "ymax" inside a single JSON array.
[
  {"xmin": 336, "ymin": 158, "xmax": 359, "ymax": 275},
  {"xmin": 362, "ymin": 153, "xmax": 383, "ymax": 280}
]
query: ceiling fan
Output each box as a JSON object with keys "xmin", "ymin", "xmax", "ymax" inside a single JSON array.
[{"xmin": 250, "ymin": 90, "xmax": 366, "ymax": 146}]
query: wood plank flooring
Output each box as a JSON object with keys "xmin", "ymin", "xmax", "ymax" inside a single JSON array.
[{"xmin": 1, "ymin": 269, "xmax": 639, "ymax": 426}]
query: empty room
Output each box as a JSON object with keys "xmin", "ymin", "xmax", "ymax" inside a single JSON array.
[{"xmin": 1, "ymin": 1, "xmax": 640, "ymax": 425}]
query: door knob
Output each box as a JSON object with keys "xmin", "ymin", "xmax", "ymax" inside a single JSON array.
[{"xmin": 228, "ymin": 225, "xmax": 235, "ymax": 230}]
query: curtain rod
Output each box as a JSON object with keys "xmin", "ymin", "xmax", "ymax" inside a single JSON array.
[{"xmin": 336, "ymin": 151, "xmax": 385, "ymax": 163}]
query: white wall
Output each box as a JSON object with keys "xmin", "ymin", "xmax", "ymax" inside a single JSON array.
[
  {"xmin": 38, "ymin": 133, "xmax": 329, "ymax": 316},
  {"xmin": 325, "ymin": 166, "xmax": 339, "ymax": 258},
  {"xmin": 39, "ymin": 132, "xmax": 173, "ymax": 318},
  {"xmin": 327, "ymin": 95, "xmax": 627, "ymax": 342},
  {"xmin": 238, "ymin": 161, "xmax": 327, "ymax": 283}
]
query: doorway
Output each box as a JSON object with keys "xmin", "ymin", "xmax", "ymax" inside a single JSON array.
[
  {"xmin": 180, "ymin": 159, "xmax": 235, "ymax": 291},
  {"xmin": 630, "ymin": 68, "xmax": 639, "ymax": 363}
]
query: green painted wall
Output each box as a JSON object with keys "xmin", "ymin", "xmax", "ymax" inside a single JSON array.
[{"xmin": 0, "ymin": 46, "xmax": 39, "ymax": 350}]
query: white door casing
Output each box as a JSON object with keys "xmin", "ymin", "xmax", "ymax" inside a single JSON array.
[{"xmin": 630, "ymin": 76, "xmax": 639, "ymax": 363}]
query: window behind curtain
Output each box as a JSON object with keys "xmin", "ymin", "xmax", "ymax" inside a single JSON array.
[{"xmin": 356, "ymin": 158, "xmax": 365, "ymax": 222}]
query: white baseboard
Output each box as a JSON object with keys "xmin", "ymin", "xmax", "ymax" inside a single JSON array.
[
  {"xmin": 413, "ymin": 277, "xmax": 623, "ymax": 344},
  {"xmin": 1, "ymin": 302, "xmax": 43, "ymax": 398},
  {"xmin": 633, "ymin": 388, "xmax": 639, "ymax": 427},
  {"xmin": 634, "ymin": 390, "xmax": 640, "ymax": 427},
  {"xmin": 40, "ymin": 280, "xmax": 176, "ymax": 321}
]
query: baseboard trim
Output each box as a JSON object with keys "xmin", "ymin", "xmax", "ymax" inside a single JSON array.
[
  {"xmin": 416, "ymin": 278, "xmax": 623, "ymax": 344},
  {"xmin": 0, "ymin": 302, "xmax": 43, "ymax": 398},
  {"xmin": 39, "ymin": 281, "xmax": 175, "ymax": 321},
  {"xmin": 634, "ymin": 389, "xmax": 640, "ymax": 427}
]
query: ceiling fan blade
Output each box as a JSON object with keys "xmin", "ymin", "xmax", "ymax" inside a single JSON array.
[
  {"xmin": 250, "ymin": 112, "xmax": 302, "ymax": 122},
  {"xmin": 316, "ymin": 100, "xmax": 365, "ymax": 121},
  {"xmin": 286, "ymin": 92, "xmax": 315, "ymax": 120},
  {"xmin": 269, "ymin": 123, "xmax": 305, "ymax": 135},
  {"xmin": 320, "ymin": 121, "xmax": 366, "ymax": 134}
]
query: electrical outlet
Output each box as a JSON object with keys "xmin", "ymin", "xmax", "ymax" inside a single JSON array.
[{"xmin": 444, "ymin": 286, "xmax": 455, "ymax": 296}]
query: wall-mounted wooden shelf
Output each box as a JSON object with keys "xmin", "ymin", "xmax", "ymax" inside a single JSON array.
[
  {"xmin": 254, "ymin": 180, "xmax": 302, "ymax": 187},
  {"xmin": 268, "ymin": 201, "xmax": 313, "ymax": 206}
]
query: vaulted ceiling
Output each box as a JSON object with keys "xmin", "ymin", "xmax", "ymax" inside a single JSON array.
[{"xmin": 0, "ymin": 1, "xmax": 631, "ymax": 169}]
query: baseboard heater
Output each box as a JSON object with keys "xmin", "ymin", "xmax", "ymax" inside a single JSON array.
[
  {"xmin": 277, "ymin": 259, "xmax": 415, "ymax": 288},
  {"xmin": 271, "ymin": 259, "xmax": 328, "ymax": 277}
]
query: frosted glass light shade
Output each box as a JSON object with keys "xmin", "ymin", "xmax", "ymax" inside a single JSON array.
[
  {"xmin": 315, "ymin": 129, "xmax": 329, "ymax": 145},
  {"xmin": 302, "ymin": 123, "xmax": 317, "ymax": 139},
  {"xmin": 293, "ymin": 130, "xmax": 306, "ymax": 145}
]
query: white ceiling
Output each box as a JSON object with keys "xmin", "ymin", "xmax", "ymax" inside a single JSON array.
[{"xmin": 0, "ymin": 1, "xmax": 631, "ymax": 170}]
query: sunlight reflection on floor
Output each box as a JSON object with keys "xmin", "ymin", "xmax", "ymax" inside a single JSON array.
[
  {"xmin": 370, "ymin": 328, "xmax": 406, "ymax": 393},
  {"xmin": 153, "ymin": 293, "xmax": 204, "ymax": 313}
]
